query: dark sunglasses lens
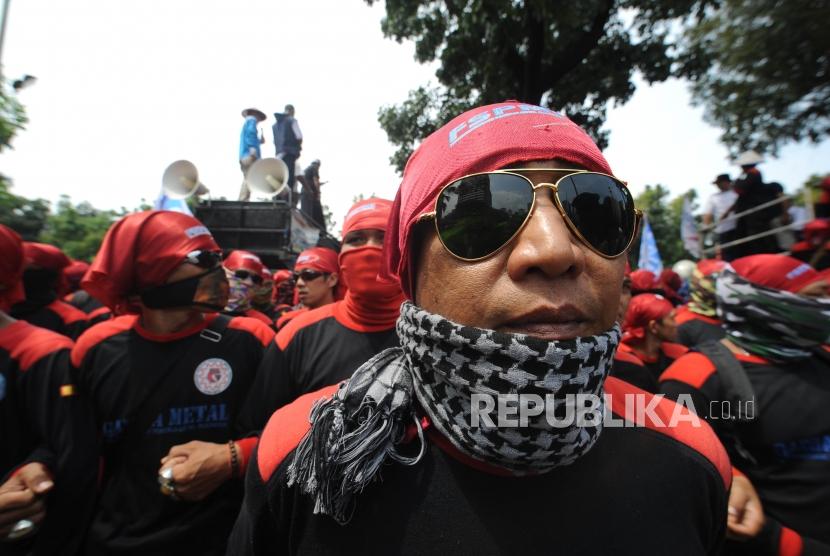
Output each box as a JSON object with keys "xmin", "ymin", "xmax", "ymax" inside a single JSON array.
[
  {"xmin": 193, "ymin": 251, "xmax": 222, "ymax": 269},
  {"xmin": 294, "ymin": 270, "xmax": 323, "ymax": 282},
  {"xmin": 556, "ymin": 173, "xmax": 636, "ymax": 256},
  {"xmin": 234, "ymin": 270, "xmax": 262, "ymax": 284},
  {"xmin": 436, "ymin": 174, "xmax": 534, "ymax": 259}
]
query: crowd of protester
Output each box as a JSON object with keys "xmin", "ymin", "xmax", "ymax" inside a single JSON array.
[{"xmin": 1, "ymin": 101, "xmax": 829, "ymax": 555}]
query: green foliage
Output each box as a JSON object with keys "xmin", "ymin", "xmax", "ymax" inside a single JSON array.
[
  {"xmin": 633, "ymin": 184, "xmax": 697, "ymax": 267},
  {"xmin": 0, "ymin": 178, "xmax": 50, "ymax": 240},
  {"xmin": 0, "ymin": 85, "xmax": 27, "ymax": 152},
  {"xmin": 39, "ymin": 196, "xmax": 122, "ymax": 261},
  {"xmin": 367, "ymin": 0, "xmax": 701, "ymax": 172},
  {"xmin": 678, "ymin": 0, "xmax": 830, "ymax": 155}
]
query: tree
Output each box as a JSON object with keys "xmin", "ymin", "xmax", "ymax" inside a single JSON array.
[
  {"xmin": 39, "ymin": 196, "xmax": 123, "ymax": 261},
  {"xmin": 633, "ymin": 184, "xmax": 697, "ymax": 267},
  {"xmin": 0, "ymin": 85, "xmax": 27, "ymax": 152},
  {"xmin": 677, "ymin": 0, "xmax": 830, "ymax": 155},
  {"xmin": 366, "ymin": 0, "xmax": 702, "ymax": 172},
  {"xmin": 0, "ymin": 179, "xmax": 50, "ymax": 240}
]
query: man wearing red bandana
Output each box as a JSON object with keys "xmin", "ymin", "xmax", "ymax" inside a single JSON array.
[
  {"xmin": 10, "ymin": 242, "xmax": 90, "ymax": 339},
  {"xmin": 238, "ymin": 198, "xmax": 405, "ymax": 433},
  {"xmin": 71, "ymin": 211, "xmax": 275, "ymax": 555},
  {"xmin": 229, "ymin": 103, "xmax": 730, "ymax": 555},
  {"xmin": 275, "ymin": 246, "xmax": 340, "ymax": 329},
  {"xmin": 221, "ymin": 250, "xmax": 275, "ymax": 327},
  {"xmin": 616, "ymin": 293, "xmax": 689, "ymax": 391},
  {"xmin": 0, "ymin": 224, "xmax": 95, "ymax": 554},
  {"xmin": 661, "ymin": 254, "xmax": 830, "ymax": 553},
  {"xmin": 675, "ymin": 259, "xmax": 728, "ymax": 348}
]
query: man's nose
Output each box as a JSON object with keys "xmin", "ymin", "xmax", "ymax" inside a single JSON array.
[{"xmin": 505, "ymin": 191, "xmax": 585, "ymax": 281}]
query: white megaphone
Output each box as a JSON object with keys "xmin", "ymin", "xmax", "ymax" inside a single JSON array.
[
  {"xmin": 247, "ymin": 157, "xmax": 289, "ymax": 196},
  {"xmin": 162, "ymin": 160, "xmax": 209, "ymax": 199}
]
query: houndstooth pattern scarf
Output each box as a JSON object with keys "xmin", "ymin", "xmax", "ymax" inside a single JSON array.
[
  {"xmin": 717, "ymin": 267, "xmax": 830, "ymax": 362},
  {"xmin": 288, "ymin": 301, "xmax": 620, "ymax": 523}
]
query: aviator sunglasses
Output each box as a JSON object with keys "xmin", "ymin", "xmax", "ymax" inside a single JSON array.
[
  {"xmin": 184, "ymin": 250, "xmax": 223, "ymax": 269},
  {"xmin": 232, "ymin": 270, "xmax": 263, "ymax": 285},
  {"xmin": 418, "ymin": 168, "xmax": 642, "ymax": 261}
]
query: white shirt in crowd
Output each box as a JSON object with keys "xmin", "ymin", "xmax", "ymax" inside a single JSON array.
[{"xmin": 703, "ymin": 189, "xmax": 739, "ymax": 234}]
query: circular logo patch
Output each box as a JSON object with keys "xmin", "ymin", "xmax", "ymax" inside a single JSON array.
[{"xmin": 193, "ymin": 358, "xmax": 233, "ymax": 396}]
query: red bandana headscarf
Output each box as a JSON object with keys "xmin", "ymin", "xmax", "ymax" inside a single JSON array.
[
  {"xmin": 337, "ymin": 198, "xmax": 405, "ymax": 330},
  {"xmin": 294, "ymin": 247, "xmax": 339, "ymax": 274},
  {"xmin": 382, "ymin": 101, "xmax": 614, "ymax": 299},
  {"xmin": 0, "ymin": 224, "xmax": 25, "ymax": 311},
  {"xmin": 83, "ymin": 210, "xmax": 220, "ymax": 313},
  {"xmin": 730, "ymin": 254, "xmax": 819, "ymax": 293},
  {"xmin": 23, "ymin": 242, "xmax": 72, "ymax": 271},
  {"xmin": 629, "ymin": 269, "xmax": 659, "ymax": 295},
  {"xmin": 63, "ymin": 260, "xmax": 91, "ymax": 293},
  {"xmin": 622, "ymin": 293, "xmax": 673, "ymax": 342}
]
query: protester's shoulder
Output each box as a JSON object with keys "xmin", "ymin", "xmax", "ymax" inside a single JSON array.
[
  {"xmin": 47, "ymin": 299, "xmax": 89, "ymax": 324},
  {"xmin": 605, "ymin": 376, "xmax": 731, "ymax": 490},
  {"xmin": 257, "ymin": 383, "xmax": 341, "ymax": 482},
  {"xmin": 275, "ymin": 303, "xmax": 337, "ymax": 350},
  {"xmin": 661, "ymin": 341, "xmax": 690, "ymax": 360},
  {"xmin": 0, "ymin": 320, "xmax": 73, "ymax": 372},
  {"xmin": 673, "ymin": 305, "xmax": 696, "ymax": 325},
  {"xmin": 659, "ymin": 351, "xmax": 718, "ymax": 388},
  {"xmin": 613, "ymin": 347, "xmax": 645, "ymax": 367},
  {"xmin": 71, "ymin": 314, "xmax": 136, "ymax": 367},
  {"xmin": 226, "ymin": 314, "xmax": 275, "ymax": 347}
]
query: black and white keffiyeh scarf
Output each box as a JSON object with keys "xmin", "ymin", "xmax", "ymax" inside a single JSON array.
[
  {"xmin": 288, "ymin": 301, "xmax": 620, "ymax": 523},
  {"xmin": 717, "ymin": 267, "xmax": 830, "ymax": 362}
]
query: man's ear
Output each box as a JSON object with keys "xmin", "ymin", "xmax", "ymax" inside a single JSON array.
[
  {"xmin": 647, "ymin": 319, "xmax": 659, "ymax": 335},
  {"xmin": 327, "ymin": 273, "xmax": 339, "ymax": 289}
]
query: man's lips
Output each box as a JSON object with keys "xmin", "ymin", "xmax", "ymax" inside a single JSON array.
[{"xmin": 498, "ymin": 305, "xmax": 590, "ymax": 341}]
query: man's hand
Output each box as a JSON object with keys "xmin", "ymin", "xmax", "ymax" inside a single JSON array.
[
  {"xmin": 727, "ymin": 474, "xmax": 765, "ymax": 540},
  {"xmin": 159, "ymin": 441, "xmax": 232, "ymax": 502},
  {"xmin": 0, "ymin": 462, "xmax": 53, "ymax": 537}
]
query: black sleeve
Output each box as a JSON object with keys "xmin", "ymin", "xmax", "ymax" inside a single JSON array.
[
  {"xmin": 19, "ymin": 349, "xmax": 99, "ymax": 555},
  {"xmin": 237, "ymin": 341, "xmax": 297, "ymax": 436},
  {"xmin": 227, "ymin": 444, "xmax": 288, "ymax": 556}
]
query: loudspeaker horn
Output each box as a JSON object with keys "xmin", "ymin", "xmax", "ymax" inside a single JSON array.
[
  {"xmin": 247, "ymin": 157, "xmax": 289, "ymax": 196},
  {"xmin": 162, "ymin": 160, "xmax": 209, "ymax": 199}
]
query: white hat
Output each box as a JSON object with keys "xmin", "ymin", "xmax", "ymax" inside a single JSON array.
[{"xmin": 734, "ymin": 150, "xmax": 764, "ymax": 166}]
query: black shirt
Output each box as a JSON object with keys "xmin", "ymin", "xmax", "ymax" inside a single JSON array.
[
  {"xmin": 675, "ymin": 307, "xmax": 725, "ymax": 348},
  {"xmin": 229, "ymin": 377, "xmax": 730, "ymax": 555},
  {"xmin": 71, "ymin": 313, "xmax": 274, "ymax": 556},
  {"xmin": 660, "ymin": 348, "xmax": 830, "ymax": 548},
  {"xmin": 238, "ymin": 302, "xmax": 398, "ymax": 434},
  {"xmin": 11, "ymin": 298, "xmax": 89, "ymax": 340}
]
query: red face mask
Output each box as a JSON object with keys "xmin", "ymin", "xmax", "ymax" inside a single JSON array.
[{"xmin": 337, "ymin": 246, "xmax": 404, "ymax": 329}]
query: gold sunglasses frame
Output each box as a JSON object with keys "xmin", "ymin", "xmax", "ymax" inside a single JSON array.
[{"xmin": 418, "ymin": 168, "xmax": 643, "ymax": 262}]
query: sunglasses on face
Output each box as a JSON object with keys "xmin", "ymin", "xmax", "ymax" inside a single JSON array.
[
  {"xmin": 184, "ymin": 250, "xmax": 223, "ymax": 269},
  {"xmin": 293, "ymin": 269, "xmax": 327, "ymax": 282},
  {"xmin": 233, "ymin": 269, "xmax": 263, "ymax": 285},
  {"xmin": 419, "ymin": 169, "xmax": 642, "ymax": 261}
]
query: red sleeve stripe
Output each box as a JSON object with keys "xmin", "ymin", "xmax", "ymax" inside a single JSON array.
[
  {"xmin": 659, "ymin": 352, "xmax": 717, "ymax": 389},
  {"xmin": 235, "ymin": 436, "xmax": 259, "ymax": 477},
  {"xmin": 70, "ymin": 315, "xmax": 136, "ymax": 368},
  {"xmin": 605, "ymin": 376, "xmax": 732, "ymax": 490},
  {"xmin": 778, "ymin": 526, "xmax": 803, "ymax": 556},
  {"xmin": 0, "ymin": 321, "xmax": 73, "ymax": 372},
  {"xmin": 275, "ymin": 304, "xmax": 336, "ymax": 350},
  {"xmin": 614, "ymin": 349, "xmax": 645, "ymax": 367},
  {"xmin": 227, "ymin": 316, "xmax": 275, "ymax": 347},
  {"xmin": 257, "ymin": 383, "xmax": 341, "ymax": 481},
  {"xmin": 661, "ymin": 342, "xmax": 690, "ymax": 360},
  {"xmin": 47, "ymin": 300, "xmax": 89, "ymax": 325}
]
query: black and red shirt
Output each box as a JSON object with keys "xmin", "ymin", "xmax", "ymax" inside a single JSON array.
[
  {"xmin": 71, "ymin": 313, "xmax": 274, "ymax": 556},
  {"xmin": 228, "ymin": 377, "xmax": 731, "ymax": 555},
  {"xmin": 660, "ymin": 348, "xmax": 830, "ymax": 550},
  {"xmin": 675, "ymin": 306, "xmax": 725, "ymax": 348},
  {"xmin": 1, "ymin": 320, "xmax": 96, "ymax": 555},
  {"xmin": 238, "ymin": 302, "xmax": 398, "ymax": 434},
  {"xmin": 11, "ymin": 297, "xmax": 90, "ymax": 340},
  {"xmin": 617, "ymin": 341, "xmax": 689, "ymax": 385},
  {"xmin": 610, "ymin": 347, "xmax": 656, "ymax": 392}
]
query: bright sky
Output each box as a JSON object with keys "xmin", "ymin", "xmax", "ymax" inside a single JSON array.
[{"xmin": 2, "ymin": 0, "xmax": 828, "ymax": 235}]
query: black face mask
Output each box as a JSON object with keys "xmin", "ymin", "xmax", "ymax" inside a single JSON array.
[{"xmin": 140, "ymin": 266, "xmax": 227, "ymax": 311}]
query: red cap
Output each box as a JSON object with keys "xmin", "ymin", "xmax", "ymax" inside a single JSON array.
[
  {"xmin": 731, "ymin": 254, "xmax": 818, "ymax": 293},
  {"xmin": 622, "ymin": 293, "xmax": 673, "ymax": 341},
  {"xmin": 0, "ymin": 224, "xmax": 25, "ymax": 311},
  {"xmin": 342, "ymin": 198, "xmax": 393, "ymax": 238},
  {"xmin": 23, "ymin": 242, "xmax": 71, "ymax": 271},
  {"xmin": 272, "ymin": 269, "xmax": 292, "ymax": 285},
  {"xmin": 82, "ymin": 211, "xmax": 220, "ymax": 313},
  {"xmin": 696, "ymin": 259, "xmax": 727, "ymax": 277},
  {"xmin": 382, "ymin": 101, "xmax": 615, "ymax": 299},
  {"xmin": 629, "ymin": 269, "xmax": 658, "ymax": 294},
  {"xmin": 223, "ymin": 250, "xmax": 265, "ymax": 277},
  {"xmin": 294, "ymin": 247, "xmax": 339, "ymax": 274}
]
